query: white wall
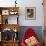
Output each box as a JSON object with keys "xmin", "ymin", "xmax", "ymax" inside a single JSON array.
[{"xmin": 0, "ymin": 0, "xmax": 44, "ymax": 26}]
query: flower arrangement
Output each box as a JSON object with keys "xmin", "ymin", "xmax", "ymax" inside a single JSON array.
[{"xmin": 25, "ymin": 36, "xmax": 38, "ymax": 46}]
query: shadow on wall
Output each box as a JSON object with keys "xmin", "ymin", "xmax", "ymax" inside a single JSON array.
[{"xmin": 18, "ymin": 26, "xmax": 44, "ymax": 44}]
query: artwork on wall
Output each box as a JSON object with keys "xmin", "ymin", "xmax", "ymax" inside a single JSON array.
[
  {"xmin": 2, "ymin": 10, "xmax": 9, "ymax": 15},
  {"xmin": 25, "ymin": 7, "xmax": 36, "ymax": 20},
  {"xmin": 0, "ymin": 32, "xmax": 1, "ymax": 41},
  {"xmin": 0, "ymin": 15, "xmax": 1, "ymax": 24}
]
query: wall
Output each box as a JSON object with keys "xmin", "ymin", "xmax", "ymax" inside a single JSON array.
[
  {"xmin": 0, "ymin": 0, "xmax": 44, "ymax": 26},
  {"xmin": 18, "ymin": 0, "xmax": 44, "ymax": 26},
  {"xmin": 0, "ymin": 0, "xmax": 44, "ymax": 45}
]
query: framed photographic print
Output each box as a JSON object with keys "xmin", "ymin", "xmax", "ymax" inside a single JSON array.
[
  {"xmin": 0, "ymin": 32, "xmax": 1, "ymax": 41},
  {"xmin": 0, "ymin": 15, "xmax": 1, "ymax": 24},
  {"xmin": 2, "ymin": 10, "xmax": 9, "ymax": 15},
  {"xmin": 25, "ymin": 7, "xmax": 36, "ymax": 20}
]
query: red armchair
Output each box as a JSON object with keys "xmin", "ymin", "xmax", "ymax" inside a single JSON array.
[{"xmin": 21, "ymin": 28, "xmax": 41, "ymax": 46}]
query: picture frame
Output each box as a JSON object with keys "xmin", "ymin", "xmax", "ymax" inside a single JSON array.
[
  {"xmin": 0, "ymin": 32, "xmax": 1, "ymax": 41},
  {"xmin": 9, "ymin": 10, "xmax": 18, "ymax": 15},
  {"xmin": 2, "ymin": 10, "xmax": 9, "ymax": 15},
  {"xmin": 0, "ymin": 15, "xmax": 1, "ymax": 24},
  {"xmin": 25, "ymin": 7, "xmax": 36, "ymax": 20}
]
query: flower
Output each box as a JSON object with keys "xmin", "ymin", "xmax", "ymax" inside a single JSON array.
[{"xmin": 25, "ymin": 36, "xmax": 38, "ymax": 46}]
